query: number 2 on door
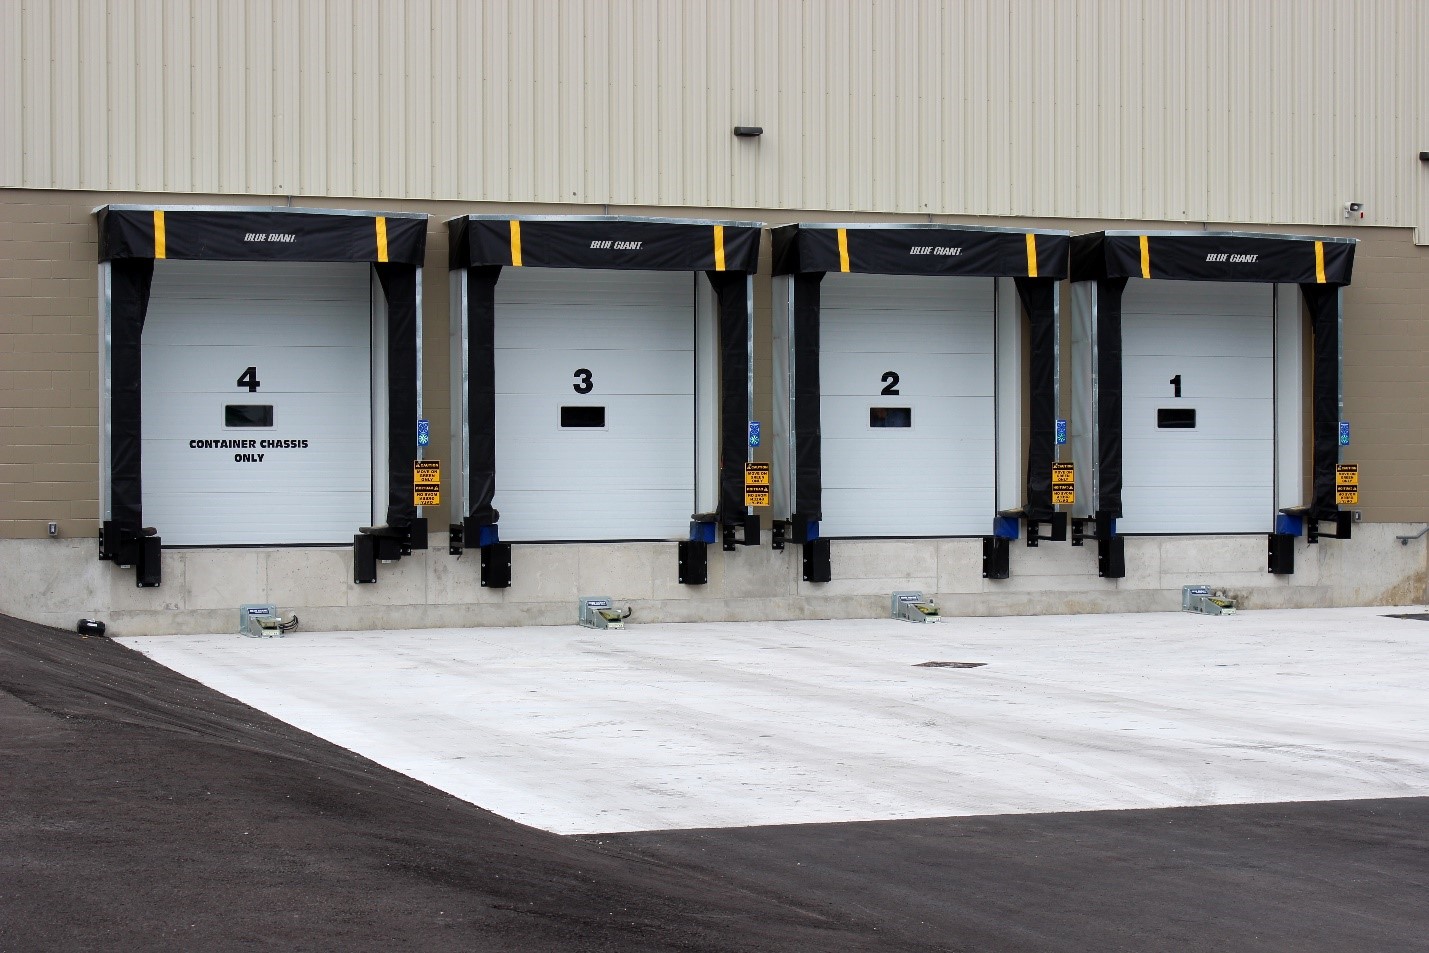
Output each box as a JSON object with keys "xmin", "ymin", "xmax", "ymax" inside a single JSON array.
[{"xmin": 880, "ymin": 371, "xmax": 900, "ymax": 396}]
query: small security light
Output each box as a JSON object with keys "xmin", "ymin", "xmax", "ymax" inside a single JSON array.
[
  {"xmin": 733, "ymin": 126, "xmax": 763, "ymax": 138},
  {"xmin": 1420, "ymin": 151, "xmax": 1429, "ymax": 162}
]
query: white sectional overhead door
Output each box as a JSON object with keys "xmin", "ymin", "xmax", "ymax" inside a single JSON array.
[
  {"xmin": 141, "ymin": 260, "xmax": 373, "ymax": 545},
  {"xmin": 819, "ymin": 273, "xmax": 996, "ymax": 537},
  {"xmin": 1119, "ymin": 278, "xmax": 1274, "ymax": 534},
  {"xmin": 494, "ymin": 268, "xmax": 695, "ymax": 541}
]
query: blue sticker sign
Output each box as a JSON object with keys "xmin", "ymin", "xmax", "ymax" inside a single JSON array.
[
  {"xmin": 1338, "ymin": 421, "xmax": 1350, "ymax": 446},
  {"xmin": 417, "ymin": 418, "xmax": 430, "ymax": 447},
  {"xmin": 748, "ymin": 421, "xmax": 761, "ymax": 448},
  {"xmin": 1055, "ymin": 419, "xmax": 1068, "ymax": 445}
]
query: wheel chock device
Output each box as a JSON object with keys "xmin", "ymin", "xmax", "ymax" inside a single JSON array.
[
  {"xmin": 579, "ymin": 597, "xmax": 630, "ymax": 630},
  {"xmin": 239, "ymin": 603, "xmax": 300, "ymax": 637},
  {"xmin": 891, "ymin": 591, "xmax": 941, "ymax": 623},
  {"xmin": 1181, "ymin": 585, "xmax": 1237, "ymax": 616}
]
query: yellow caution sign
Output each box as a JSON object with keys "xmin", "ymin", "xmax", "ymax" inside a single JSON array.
[
  {"xmin": 414, "ymin": 460, "xmax": 441, "ymax": 507},
  {"xmin": 1051, "ymin": 461, "xmax": 1075, "ymax": 505},
  {"xmin": 1335, "ymin": 463, "xmax": 1359, "ymax": 505},
  {"xmin": 744, "ymin": 462, "xmax": 770, "ymax": 507}
]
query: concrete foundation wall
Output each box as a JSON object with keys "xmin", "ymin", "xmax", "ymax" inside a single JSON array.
[{"xmin": 6, "ymin": 527, "xmax": 1424, "ymax": 636}]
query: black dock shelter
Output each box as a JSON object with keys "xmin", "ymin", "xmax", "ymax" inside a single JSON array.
[
  {"xmin": 96, "ymin": 205, "xmax": 428, "ymax": 586},
  {"xmin": 447, "ymin": 215, "xmax": 762, "ymax": 587},
  {"xmin": 770, "ymin": 222, "xmax": 1071, "ymax": 582},
  {"xmin": 1069, "ymin": 230, "xmax": 1356, "ymax": 577}
]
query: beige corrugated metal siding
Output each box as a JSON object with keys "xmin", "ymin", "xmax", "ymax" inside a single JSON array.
[{"xmin": 5, "ymin": 0, "xmax": 1427, "ymax": 229}]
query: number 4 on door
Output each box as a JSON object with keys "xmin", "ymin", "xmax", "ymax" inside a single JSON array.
[{"xmin": 237, "ymin": 366, "xmax": 261, "ymax": 393}]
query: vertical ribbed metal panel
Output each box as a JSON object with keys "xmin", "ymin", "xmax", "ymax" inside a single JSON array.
[
  {"xmin": 162, "ymin": 0, "xmax": 192, "ymax": 193},
  {"xmin": 49, "ymin": 0, "xmax": 80, "ymax": 188},
  {"xmin": 216, "ymin": 0, "xmax": 245, "ymax": 193},
  {"xmin": 190, "ymin": 3, "xmax": 220, "ymax": 191},
  {"xmin": 4, "ymin": 0, "xmax": 1426, "ymax": 230},
  {"xmin": 272, "ymin": 0, "xmax": 301, "ymax": 194},
  {"xmin": 325, "ymin": 0, "xmax": 354, "ymax": 199},
  {"xmin": 0, "ymin": 1, "xmax": 21, "ymax": 184},
  {"xmin": 350, "ymin": 0, "xmax": 379, "ymax": 199},
  {"xmin": 20, "ymin": 0, "xmax": 52, "ymax": 185}
]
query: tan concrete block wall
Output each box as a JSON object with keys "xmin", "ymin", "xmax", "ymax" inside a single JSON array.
[{"xmin": 0, "ymin": 192, "xmax": 102, "ymax": 539}]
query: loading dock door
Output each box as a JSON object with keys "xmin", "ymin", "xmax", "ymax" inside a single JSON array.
[
  {"xmin": 1118, "ymin": 278, "xmax": 1274, "ymax": 534},
  {"xmin": 494, "ymin": 268, "xmax": 695, "ymax": 540},
  {"xmin": 819, "ymin": 273, "xmax": 995, "ymax": 537},
  {"xmin": 141, "ymin": 261, "xmax": 373, "ymax": 545}
]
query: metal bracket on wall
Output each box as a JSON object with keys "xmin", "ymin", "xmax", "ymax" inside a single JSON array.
[
  {"xmin": 1025, "ymin": 513, "xmax": 1068, "ymax": 548},
  {"xmin": 98, "ymin": 521, "xmax": 162, "ymax": 588},
  {"xmin": 722, "ymin": 515, "xmax": 761, "ymax": 552},
  {"xmin": 1307, "ymin": 511, "xmax": 1354, "ymax": 544},
  {"xmin": 352, "ymin": 519, "xmax": 427, "ymax": 584}
]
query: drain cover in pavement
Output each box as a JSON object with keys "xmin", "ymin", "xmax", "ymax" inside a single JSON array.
[{"xmin": 914, "ymin": 661, "xmax": 987, "ymax": 669}]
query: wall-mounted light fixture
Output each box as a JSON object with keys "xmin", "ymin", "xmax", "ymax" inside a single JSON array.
[
  {"xmin": 1344, "ymin": 201, "xmax": 1366, "ymax": 220},
  {"xmin": 1420, "ymin": 151, "xmax": 1429, "ymax": 162},
  {"xmin": 733, "ymin": 126, "xmax": 764, "ymax": 138}
]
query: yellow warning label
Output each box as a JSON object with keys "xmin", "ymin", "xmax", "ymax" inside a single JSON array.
[
  {"xmin": 1336, "ymin": 488, "xmax": 1359, "ymax": 505},
  {"xmin": 414, "ymin": 460, "xmax": 441, "ymax": 506},
  {"xmin": 1335, "ymin": 464, "xmax": 1358, "ymax": 487},
  {"xmin": 1052, "ymin": 462, "xmax": 1075, "ymax": 504},
  {"xmin": 744, "ymin": 462, "xmax": 770, "ymax": 506}
]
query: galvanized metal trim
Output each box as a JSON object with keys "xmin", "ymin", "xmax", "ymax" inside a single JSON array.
[
  {"xmin": 99, "ymin": 262, "xmax": 112, "ymax": 523},
  {"xmin": 414, "ymin": 265, "xmax": 424, "ymax": 461},
  {"xmin": 97, "ymin": 203, "xmax": 428, "ymax": 220},
  {"xmin": 1088, "ymin": 281, "xmax": 1101, "ymax": 513},
  {"xmin": 1052, "ymin": 279, "xmax": 1062, "ymax": 460},
  {"xmin": 796, "ymin": 222, "xmax": 1072, "ymax": 237},
  {"xmin": 1099, "ymin": 229, "xmax": 1358, "ymax": 245},
  {"xmin": 456, "ymin": 270, "xmax": 471, "ymax": 518},
  {"xmin": 451, "ymin": 213, "xmax": 767, "ymax": 229}
]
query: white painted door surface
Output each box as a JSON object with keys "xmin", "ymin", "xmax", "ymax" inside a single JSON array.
[
  {"xmin": 1118, "ymin": 278, "xmax": 1274, "ymax": 534},
  {"xmin": 818, "ymin": 273, "xmax": 995, "ymax": 537},
  {"xmin": 494, "ymin": 269, "xmax": 694, "ymax": 540},
  {"xmin": 141, "ymin": 261, "xmax": 373, "ymax": 545}
]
